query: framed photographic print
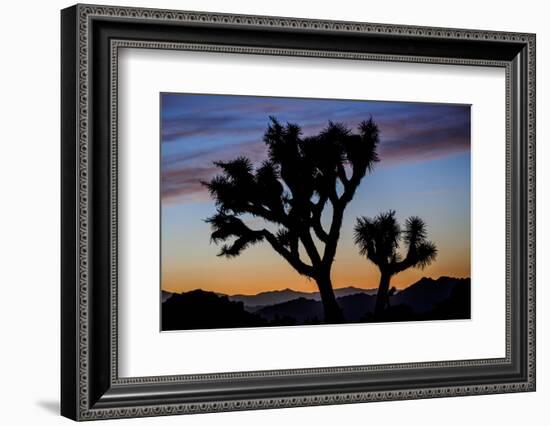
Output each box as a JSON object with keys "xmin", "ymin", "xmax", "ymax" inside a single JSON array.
[{"xmin": 61, "ymin": 4, "xmax": 536, "ymax": 421}]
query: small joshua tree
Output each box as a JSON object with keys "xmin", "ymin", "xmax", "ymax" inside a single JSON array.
[
  {"xmin": 204, "ymin": 117, "xmax": 379, "ymax": 322},
  {"xmin": 353, "ymin": 210, "xmax": 437, "ymax": 319}
]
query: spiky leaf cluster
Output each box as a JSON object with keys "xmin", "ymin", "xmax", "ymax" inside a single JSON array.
[{"xmin": 354, "ymin": 210, "xmax": 437, "ymax": 274}]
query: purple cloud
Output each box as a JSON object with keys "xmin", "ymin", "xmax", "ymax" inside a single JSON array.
[
  {"xmin": 162, "ymin": 138, "xmax": 268, "ymax": 203},
  {"xmin": 160, "ymin": 94, "xmax": 470, "ymax": 204}
]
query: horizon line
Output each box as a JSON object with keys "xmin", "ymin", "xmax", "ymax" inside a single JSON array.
[{"xmin": 162, "ymin": 275, "xmax": 471, "ymax": 297}]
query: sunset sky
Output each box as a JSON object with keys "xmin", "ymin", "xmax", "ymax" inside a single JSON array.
[{"xmin": 161, "ymin": 93, "xmax": 471, "ymax": 295}]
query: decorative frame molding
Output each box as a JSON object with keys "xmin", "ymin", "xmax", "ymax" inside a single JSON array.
[{"xmin": 61, "ymin": 4, "xmax": 536, "ymax": 421}]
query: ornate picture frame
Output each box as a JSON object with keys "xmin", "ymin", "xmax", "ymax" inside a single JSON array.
[{"xmin": 61, "ymin": 4, "xmax": 535, "ymax": 421}]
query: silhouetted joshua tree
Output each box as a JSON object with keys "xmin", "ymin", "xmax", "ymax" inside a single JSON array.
[
  {"xmin": 354, "ymin": 210, "xmax": 437, "ymax": 319},
  {"xmin": 204, "ymin": 117, "xmax": 380, "ymax": 322}
]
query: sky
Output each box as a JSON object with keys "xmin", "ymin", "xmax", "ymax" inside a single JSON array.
[{"xmin": 160, "ymin": 93, "xmax": 471, "ymax": 295}]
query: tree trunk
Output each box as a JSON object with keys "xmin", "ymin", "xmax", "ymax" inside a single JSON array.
[
  {"xmin": 315, "ymin": 273, "xmax": 344, "ymax": 323},
  {"xmin": 374, "ymin": 271, "xmax": 392, "ymax": 320}
]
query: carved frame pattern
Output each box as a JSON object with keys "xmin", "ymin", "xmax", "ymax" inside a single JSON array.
[{"xmin": 61, "ymin": 4, "xmax": 536, "ymax": 421}]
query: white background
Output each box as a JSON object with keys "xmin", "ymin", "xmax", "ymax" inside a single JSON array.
[
  {"xmin": 119, "ymin": 49, "xmax": 506, "ymax": 377},
  {"xmin": 0, "ymin": 0, "xmax": 547, "ymax": 425}
]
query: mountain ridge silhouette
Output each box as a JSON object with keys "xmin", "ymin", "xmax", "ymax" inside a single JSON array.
[
  {"xmin": 162, "ymin": 276, "xmax": 470, "ymax": 330},
  {"xmin": 227, "ymin": 286, "xmax": 379, "ymax": 309}
]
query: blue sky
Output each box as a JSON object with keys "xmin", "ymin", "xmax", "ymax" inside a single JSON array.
[{"xmin": 160, "ymin": 93, "xmax": 470, "ymax": 295}]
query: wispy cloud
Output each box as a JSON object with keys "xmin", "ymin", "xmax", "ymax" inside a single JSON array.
[
  {"xmin": 161, "ymin": 94, "xmax": 470, "ymax": 204},
  {"xmin": 161, "ymin": 138, "xmax": 267, "ymax": 203},
  {"xmin": 378, "ymin": 116, "xmax": 470, "ymax": 165},
  {"xmin": 162, "ymin": 165, "xmax": 218, "ymax": 202}
]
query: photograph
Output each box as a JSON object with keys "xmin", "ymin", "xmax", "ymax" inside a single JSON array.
[
  {"xmin": 160, "ymin": 94, "xmax": 472, "ymax": 331},
  {"xmin": 58, "ymin": 3, "xmax": 536, "ymax": 421}
]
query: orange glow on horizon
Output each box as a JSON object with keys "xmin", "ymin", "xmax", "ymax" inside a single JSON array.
[{"xmin": 162, "ymin": 247, "xmax": 470, "ymax": 296}]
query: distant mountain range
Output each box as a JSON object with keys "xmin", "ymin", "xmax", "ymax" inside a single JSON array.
[
  {"xmin": 255, "ymin": 293, "xmax": 376, "ymax": 323},
  {"xmin": 162, "ymin": 276, "xmax": 471, "ymax": 330},
  {"xmin": 161, "ymin": 290, "xmax": 174, "ymax": 303},
  {"xmin": 226, "ymin": 286, "xmax": 378, "ymax": 311},
  {"xmin": 254, "ymin": 277, "xmax": 469, "ymax": 322}
]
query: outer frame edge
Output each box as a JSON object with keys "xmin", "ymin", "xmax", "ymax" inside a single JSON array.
[
  {"xmin": 60, "ymin": 4, "xmax": 80, "ymax": 422},
  {"xmin": 66, "ymin": 4, "xmax": 536, "ymax": 421}
]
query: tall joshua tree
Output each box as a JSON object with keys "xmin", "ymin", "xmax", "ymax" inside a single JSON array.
[
  {"xmin": 354, "ymin": 210, "xmax": 437, "ymax": 319},
  {"xmin": 204, "ymin": 117, "xmax": 379, "ymax": 322}
]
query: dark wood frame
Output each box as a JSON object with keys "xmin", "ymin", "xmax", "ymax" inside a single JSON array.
[{"xmin": 61, "ymin": 4, "xmax": 536, "ymax": 421}]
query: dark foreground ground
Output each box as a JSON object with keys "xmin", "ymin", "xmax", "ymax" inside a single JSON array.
[{"xmin": 162, "ymin": 276, "xmax": 470, "ymax": 331}]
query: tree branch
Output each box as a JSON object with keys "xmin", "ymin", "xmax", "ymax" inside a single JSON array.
[
  {"xmin": 310, "ymin": 197, "xmax": 329, "ymax": 243},
  {"xmin": 322, "ymin": 203, "xmax": 345, "ymax": 268},
  {"xmin": 328, "ymin": 185, "xmax": 340, "ymax": 208},
  {"xmin": 262, "ymin": 230, "xmax": 314, "ymax": 277},
  {"xmin": 391, "ymin": 257, "xmax": 415, "ymax": 274},
  {"xmin": 337, "ymin": 163, "xmax": 349, "ymax": 188},
  {"xmin": 247, "ymin": 202, "xmax": 289, "ymax": 226},
  {"xmin": 312, "ymin": 221, "xmax": 329, "ymax": 243},
  {"xmin": 298, "ymin": 228, "xmax": 322, "ymax": 266},
  {"xmin": 339, "ymin": 169, "xmax": 363, "ymax": 205}
]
